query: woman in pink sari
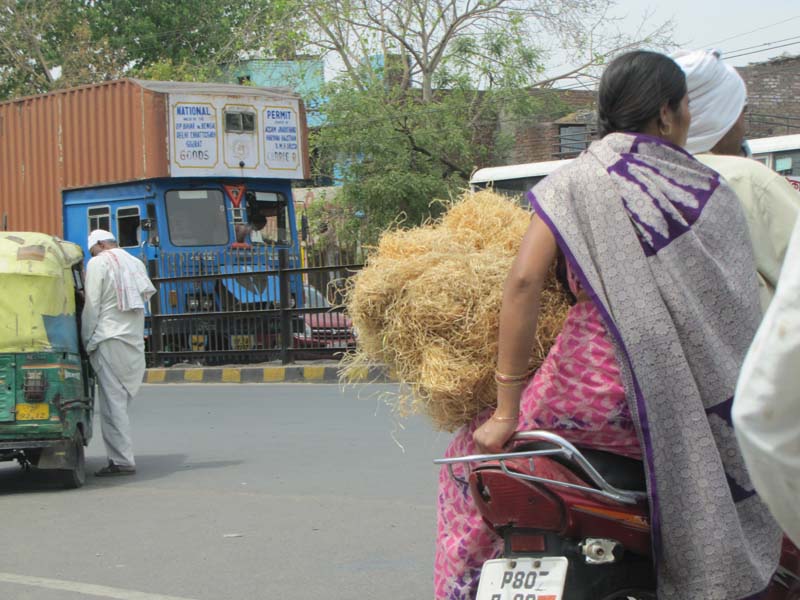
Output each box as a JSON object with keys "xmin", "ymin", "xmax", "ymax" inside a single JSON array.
[
  {"xmin": 434, "ymin": 257, "xmax": 641, "ymax": 599},
  {"xmin": 435, "ymin": 50, "xmax": 781, "ymax": 600}
]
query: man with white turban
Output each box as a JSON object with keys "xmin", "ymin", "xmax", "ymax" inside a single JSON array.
[
  {"xmin": 674, "ymin": 49, "xmax": 800, "ymax": 309},
  {"xmin": 82, "ymin": 229, "xmax": 156, "ymax": 476},
  {"xmin": 675, "ymin": 50, "xmax": 800, "ymax": 547}
]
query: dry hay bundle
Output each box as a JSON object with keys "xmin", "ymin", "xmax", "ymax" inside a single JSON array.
[{"xmin": 341, "ymin": 190, "xmax": 571, "ymax": 431}]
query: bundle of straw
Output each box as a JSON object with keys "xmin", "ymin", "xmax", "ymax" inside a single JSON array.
[{"xmin": 340, "ymin": 190, "xmax": 571, "ymax": 431}]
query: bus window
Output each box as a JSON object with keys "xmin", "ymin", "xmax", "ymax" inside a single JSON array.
[{"xmin": 774, "ymin": 152, "xmax": 800, "ymax": 176}]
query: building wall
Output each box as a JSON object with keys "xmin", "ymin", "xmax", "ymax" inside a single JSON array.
[
  {"xmin": 738, "ymin": 55, "xmax": 800, "ymax": 138},
  {"xmin": 503, "ymin": 54, "xmax": 800, "ymax": 167},
  {"xmin": 506, "ymin": 89, "xmax": 596, "ymax": 165}
]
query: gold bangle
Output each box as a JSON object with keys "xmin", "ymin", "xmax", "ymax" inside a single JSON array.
[
  {"xmin": 495, "ymin": 379, "xmax": 525, "ymax": 388},
  {"xmin": 491, "ymin": 413, "xmax": 519, "ymax": 422},
  {"xmin": 495, "ymin": 369, "xmax": 534, "ymax": 383}
]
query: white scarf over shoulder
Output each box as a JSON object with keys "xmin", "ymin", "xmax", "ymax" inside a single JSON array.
[{"xmin": 104, "ymin": 248, "xmax": 156, "ymax": 311}]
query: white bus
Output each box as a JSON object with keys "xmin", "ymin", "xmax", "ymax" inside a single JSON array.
[
  {"xmin": 748, "ymin": 134, "xmax": 800, "ymax": 189},
  {"xmin": 470, "ymin": 134, "xmax": 800, "ymax": 199},
  {"xmin": 469, "ymin": 158, "xmax": 572, "ymax": 201}
]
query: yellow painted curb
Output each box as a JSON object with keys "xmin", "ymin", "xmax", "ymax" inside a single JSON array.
[
  {"xmin": 222, "ymin": 368, "xmax": 241, "ymax": 383},
  {"xmin": 346, "ymin": 366, "xmax": 368, "ymax": 382},
  {"xmin": 184, "ymin": 369, "xmax": 204, "ymax": 382},
  {"xmin": 146, "ymin": 369, "xmax": 166, "ymax": 383},
  {"xmin": 263, "ymin": 367, "xmax": 286, "ymax": 382},
  {"xmin": 304, "ymin": 366, "xmax": 326, "ymax": 381}
]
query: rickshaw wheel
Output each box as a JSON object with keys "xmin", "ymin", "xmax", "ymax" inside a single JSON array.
[{"xmin": 58, "ymin": 433, "xmax": 86, "ymax": 489}]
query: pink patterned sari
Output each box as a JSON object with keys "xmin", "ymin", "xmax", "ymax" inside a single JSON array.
[{"xmin": 434, "ymin": 276, "xmax": 642, "ymax": 599}]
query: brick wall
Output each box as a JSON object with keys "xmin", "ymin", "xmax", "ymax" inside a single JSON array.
[
  {"xmin": 506, "ymin": 89, "xmax": 596, "ymax": 164},
  {"xmin": 737, "ymin": 55, "xmax": 800, "ymax": 138},
  {"xmin": 502, "ymin": 54, "xmax": 800, "ymax": 165}
]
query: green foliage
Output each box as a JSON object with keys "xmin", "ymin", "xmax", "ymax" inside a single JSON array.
[
  {"xmin": 307, "ymin": 23, "xmax": 566, "ymax": 239},
  {"xmin": 0, "ymin": 0, "xmax": 269, "ymax": 101}
]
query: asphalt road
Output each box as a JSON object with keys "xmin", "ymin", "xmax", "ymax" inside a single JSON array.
[{"xmin": 0, "ymin": 384, "xmax": 453, "ymax": 600}]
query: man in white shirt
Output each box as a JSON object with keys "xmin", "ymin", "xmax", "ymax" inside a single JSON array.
[
  {"xmin": 674, "ymin": 49, "xmax": 800, "ymax": 310},
  {"xmin": 733, "ymin": 220, "xmax": 800, "ymax": 547},
  {"xmin": 82, "ymin": 229, "xmax": 155, "ymax": 477}
]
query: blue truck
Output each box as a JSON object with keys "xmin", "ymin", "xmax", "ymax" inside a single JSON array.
[{"xmin": 0, "ymin": 79, "xmax": 311, "ymax": 361}]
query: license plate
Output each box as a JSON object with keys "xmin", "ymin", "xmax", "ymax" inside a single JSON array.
[
  {"xmin": 476, "ymin": 557, "xmax": 568, "ymax": 600},
  {"xmin": 16, "ymin": 403, "xmax": 50, "ymax": 421},
  {"xmin": 230, "ymin": 335, "xmax": 254, "ymax": 350}
]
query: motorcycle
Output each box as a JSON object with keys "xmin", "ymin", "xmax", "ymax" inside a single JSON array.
[{"xmin": 435, "ymin": 431, "xmax": 800, "ymax": 600}]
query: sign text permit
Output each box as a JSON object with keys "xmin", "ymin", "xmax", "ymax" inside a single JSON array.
[{"xmin": 263, "ymin": 106, "xmax": 300, "ymax": 171}]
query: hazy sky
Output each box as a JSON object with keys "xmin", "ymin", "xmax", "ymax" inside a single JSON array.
[
  {"xmin": 614, "ymin": 0, "xmax": 800, "ymax": 66},
  {"xmin": 537, "ymin": 0, "xmax": 800, "ymax": 83}
]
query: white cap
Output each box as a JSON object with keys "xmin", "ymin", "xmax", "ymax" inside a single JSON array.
[
  {"xmin": 88, "ymin": 229, "xmax": 115, "ymax": 249},
  {"xmin": 672, "ymin": 49, "xmax": 747, "ymax": 154}
]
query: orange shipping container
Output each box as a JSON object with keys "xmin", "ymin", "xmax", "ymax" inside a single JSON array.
[{"xmin": 0, "ymin": 79, "xmax": 309, "ymax": 236}]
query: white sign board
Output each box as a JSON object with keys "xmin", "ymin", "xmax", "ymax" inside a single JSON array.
[
  {"xmin": 264, "ymin": 106, "xmax": 301, "ymax": 171},
  {"xmin": 173, "ymin": 102, "xmax": 219, "ymax": 169},
  {"xmin": 167, "ymin": 93, "xmax": 305, "ymax": 179}
]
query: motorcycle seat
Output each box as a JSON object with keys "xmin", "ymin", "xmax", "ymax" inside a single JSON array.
[{"xmin": 515, "ymin": 442, "xmax": 647, "ymax": 493}]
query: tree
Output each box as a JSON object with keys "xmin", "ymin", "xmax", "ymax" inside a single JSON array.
[
  {"xmin": 0, "ymin": 0, "xmax": 127, "ymax": 99},
  {"xmin": 0, "ymin": 0, "xmax": 272, "ymax": 100},
  {"xmin": 275, "ymin": 0, "xmax": 672, "ymax": 241}
]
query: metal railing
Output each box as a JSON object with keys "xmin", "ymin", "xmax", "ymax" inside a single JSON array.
[{"xmin": 146, "ymin": 244, "xmax": 363, "ymax": 366}]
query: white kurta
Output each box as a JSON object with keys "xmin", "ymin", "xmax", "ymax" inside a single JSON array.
[
  {"xmin": 697, "ymin": 153, "xmax": 800, "ymax": 310},
  {"xmin": 733, "ymin": 220, "xmax": 800, "ymax": 547},
  {"xmin": 81, "ymin": 250, "xmax": 152, "ymax": 467}
]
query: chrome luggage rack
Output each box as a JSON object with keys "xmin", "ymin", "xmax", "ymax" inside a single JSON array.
[{"xmin": 434, "ymin": 430, "xmax": 647, "ymax": 505}]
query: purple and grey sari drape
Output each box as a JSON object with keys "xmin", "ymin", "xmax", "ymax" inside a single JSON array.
[{"xmin": 529, "ymin": 132, "xmax": 782, "ymax": 599}]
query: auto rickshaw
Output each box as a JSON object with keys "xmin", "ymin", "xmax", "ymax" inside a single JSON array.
[{"xmin": 0, "ymin": 232, "xmax": 94, "ymax": 488}]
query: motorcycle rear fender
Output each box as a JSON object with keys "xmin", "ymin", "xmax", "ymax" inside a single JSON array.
[{"xmin": 471, "ymin": 456, "xmax": 652, "ymax": 557}]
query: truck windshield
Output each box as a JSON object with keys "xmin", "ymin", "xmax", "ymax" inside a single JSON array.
[{"xmin": 165, "ymin": 189, "xmax": 229, "ymax": 246}]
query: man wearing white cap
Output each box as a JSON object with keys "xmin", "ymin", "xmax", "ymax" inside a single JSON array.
[
  {"xmin": 674, "ymin": 49, "xmax": 800, "ymax": 310},
  {"xmin": 675, "ymin": 50, "xmax": 800, "ymax": 546},
  {"xmin": 82, "ymin": 229, "xmax": 156, "ymax": 476}
]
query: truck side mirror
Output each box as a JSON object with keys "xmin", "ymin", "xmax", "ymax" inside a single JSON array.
[{"xmin": 140, "ymin": 218, "xmax": 154, "ymax": 231}]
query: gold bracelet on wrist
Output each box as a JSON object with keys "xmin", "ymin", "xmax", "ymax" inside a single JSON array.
[{"xmin": 491, "ymin": 413, "xmax": 519, "ymax": 422}]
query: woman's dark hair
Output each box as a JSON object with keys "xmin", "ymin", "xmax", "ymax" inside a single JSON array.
[{"xmin": 597, "ymin": 50, "xmax": 687, "ymax": 137}]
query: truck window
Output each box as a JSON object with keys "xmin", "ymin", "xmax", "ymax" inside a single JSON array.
[
  {"xmin": 239, "ymin": 191, "xmax": 291, "ymax": 245},
  {"xmin": 117, "ymin": 206, "xmax": 140, "ymax": 247},
  {"xmin": 165, "ymin": 190, "xmax": 229, "ymax": 246},
  {"xmin": 88, "ymin": 206, "xmax": 110, "ymax": 232},
  {"xmin": 225, "ymin": 111, "xmax": 256, "ymax": 133}
]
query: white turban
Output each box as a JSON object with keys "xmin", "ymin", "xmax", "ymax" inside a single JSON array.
[
  {"xmin": 88, "ymin": 229, "xmax": 115, "ymax": 249},
  {"xmin": 672, "ymin": 49, "xmax": 747, "ymax": 154}
]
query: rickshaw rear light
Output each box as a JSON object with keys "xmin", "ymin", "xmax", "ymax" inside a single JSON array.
[{"xmin": 23, "ymin": 370, "xmax": 46, "ymax": 401}]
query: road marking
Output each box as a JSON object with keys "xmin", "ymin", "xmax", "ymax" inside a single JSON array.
[{"xmin": 0, "ymin": 572, "xmax": 199, "ymax": 600}]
